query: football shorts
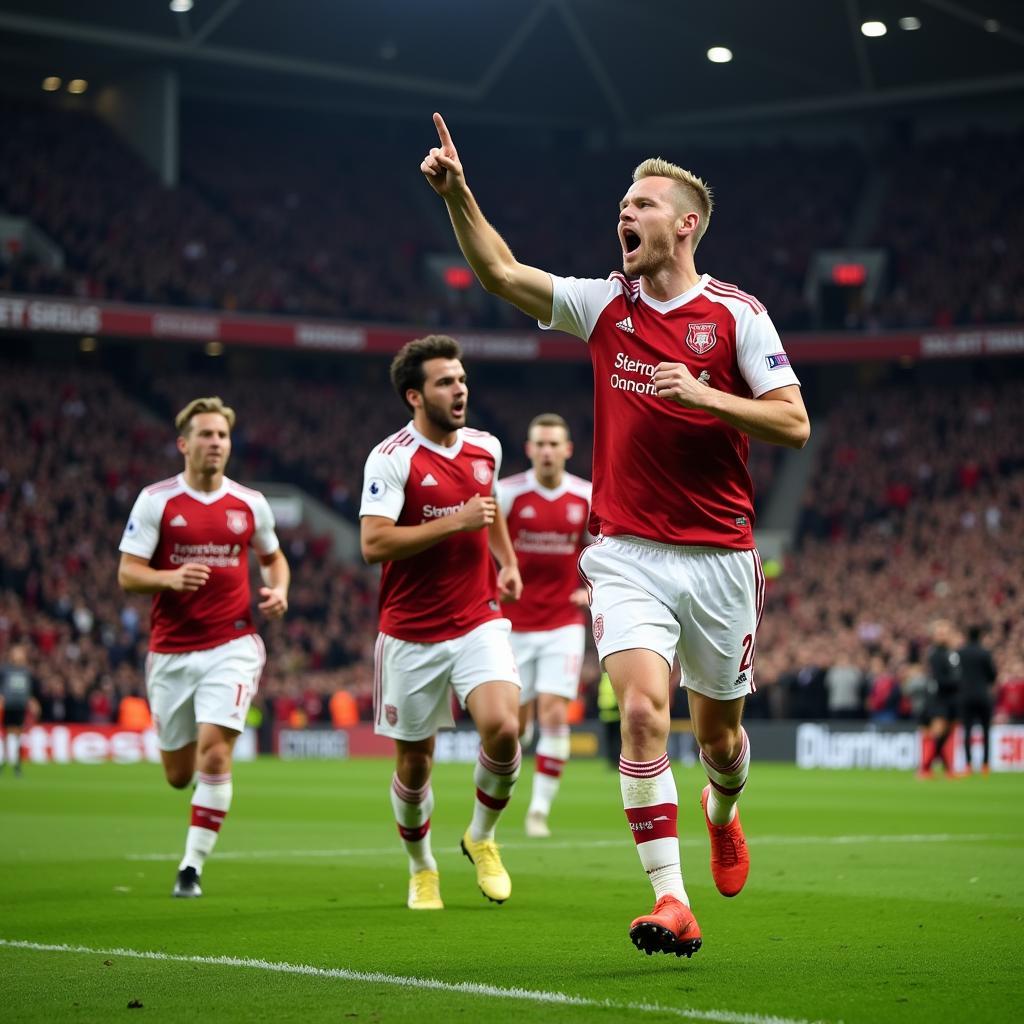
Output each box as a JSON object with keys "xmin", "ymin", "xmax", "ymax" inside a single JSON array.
[
  {"xmin": 146, "ymin": 634, "xmax": 266, "ymax": 751},
  {"xmin": 510, "ymin": 623, "xmax": 586, "ymax": 704},
  {"xmin": 373, "ymin": 618, "xmax": 520, "ymax": 741},
  {"xmin": 578, "ymin": 535, "xmax": 764, "ymax": 700}
]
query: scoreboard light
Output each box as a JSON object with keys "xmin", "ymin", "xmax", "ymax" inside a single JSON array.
[
  {"xmin": 831, "ymin": 263, "xmax": 868, "ymax": 287},
  {"xmin": 443, "ymin": 266, "xmax": 474, "ymax": 290}
]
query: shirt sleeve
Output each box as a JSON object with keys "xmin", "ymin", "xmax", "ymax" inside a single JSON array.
[
  {"xmin": 250, "ymin": 493, "xmax": 281, "ymax": 557},
  {"xmin": 538, "ymin": 275, "xmax": 620, "ymax": 342},
  {"xmin": 359, "ymin": 447, "xmax": 409, "ymax": 521},
  {"xmin": 118, "ymin": 489, "xmax": 162, "ymax": 560},
  {"xmin": 735, "ymin": 309, "xmax": 801, "ymax": 398}
]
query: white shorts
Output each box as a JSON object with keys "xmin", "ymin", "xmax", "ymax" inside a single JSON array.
[
  {"xmin": 510, "ymin": 624, "xmax": 586, "ymax": 704},
  {"xmin": 373, "ymin": 618, "xmax": 520, "ymax": 741},
  {"xmin": 146, "ymin": 634, "xmax": 266, "ymax": 751},
  {"xmin": 578, "ymin": 536, "xmax": 764, "ymax": 701}
]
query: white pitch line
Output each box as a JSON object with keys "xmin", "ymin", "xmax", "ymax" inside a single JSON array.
[
  {"xmin": 0, "ymin": 938, "xmax": 828, "ymax": 1024},
  {"xmin": 124, "ymin": 832, "xmax": 1014, "ymax": 862}
]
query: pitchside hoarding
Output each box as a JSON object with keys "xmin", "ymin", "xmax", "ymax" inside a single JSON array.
[
  {"xmin": 11, "ymin": 724, "xmax": 257, "ymax": 764},
  {"xmin": 268, "ymin": 721, "xmax": 1024, "ymax": 771}
]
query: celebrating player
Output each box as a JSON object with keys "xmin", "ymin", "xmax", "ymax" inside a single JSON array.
[
  {"xmin": 118, "ymin": 397, "xmax": 289, "ymax": 898},
  {"xmin": 421, "ymin": 114, "xmax": 810, "ymax": 956},
  {"xmin": 360, "ymin": 335, "xmax": 523, "ymax": 911},
  {"xmin": 498, "ymin": 414, "xmax": 591, "ymax": 838}
]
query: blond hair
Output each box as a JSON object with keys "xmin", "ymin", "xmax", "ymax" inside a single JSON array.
[
  {"xmin": 633, "ymin": 157, "xmax": 714, "ymax": 251},
  {"xmin": 175, "ymin": 396, "xmax": 236, "ymax": 436},
  {"xmin": 528, "ymin": 412, "xmax": 571, "ymax": 441}
]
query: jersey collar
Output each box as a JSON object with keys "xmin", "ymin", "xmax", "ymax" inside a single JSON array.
[
  {"xmin": 408, "ymin": 421, "xmax": 464, "ymax": 459},
  {"xmin": 527, "ymin": 468, "xmax": 570, "ymax": 501},
  {"xmin": 638, "ymin": 273, "xmax": 710, "ymax": 314},
  {"xmin": 178, "ymin": 473, "xmax": 231, "ymax": 504}
]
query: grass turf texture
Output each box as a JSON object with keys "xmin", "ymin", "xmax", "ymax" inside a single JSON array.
[{"xmin": 1, "ymin": 758, "xmax": 1020, "ymax": 1023}]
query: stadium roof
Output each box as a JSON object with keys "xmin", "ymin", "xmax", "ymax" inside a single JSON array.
[{"xmin": 1, "ymin": 0, "xmax": 1022, "ymax": 135}]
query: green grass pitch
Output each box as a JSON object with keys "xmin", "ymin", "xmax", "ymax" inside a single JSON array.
[{"xmin": 1, "ymin": 757, "xmax": 1020, "ymax": 1023}]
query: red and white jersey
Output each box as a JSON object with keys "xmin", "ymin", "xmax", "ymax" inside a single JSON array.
[
  {"xmin": 360, "ymin": 422, "xmax": 504, "ymax": 643},
  {"xmin": 498, "ymin": 469, "xmax": 592, "ymax": 633},
  {"xmin": 119, "ymin": 475, "xmax": 280, "ymax": 654},
  {"xmin": 541, "ymin": 273, "xmax": 800, "ymax": 549}
]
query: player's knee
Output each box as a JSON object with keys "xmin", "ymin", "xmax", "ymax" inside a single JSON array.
[
  {"xmin": 620, "ymin": 693, "xmax": 667, "ymax": 745},
  {"xmin": 166, "ymin": 769, "xmax": 193, "ymax": 790},
  {"xmin": 696, "ymin": 727, "xmax": 742, "ymax": 768},
  {"xmin": 198, "ymin": 744, "xmax": 232, "ymax": 776},
  {"xmin": 397, "ymin": 750, "xmax": 432, "ymax": 787},
  {"xmin": 486, "ymin": 716, "xmax": 521, "ymax": 755}
]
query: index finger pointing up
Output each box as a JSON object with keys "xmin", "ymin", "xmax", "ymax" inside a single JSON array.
[{"xmin": 433, "ymin": 112, "xmax": 455, "ymax": 152}]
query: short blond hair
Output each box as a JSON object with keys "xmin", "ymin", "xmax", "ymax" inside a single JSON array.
[
  {"xmin": 175, "ymin": 396, "xmax": 236, "ymax": 436},
  {"xmin": 633, "ymin": 157, "xmax": 714, "ymax": 251},
  {"xmin": 528, "ymin": 412, "xmax": 571, "ymax": 441}
]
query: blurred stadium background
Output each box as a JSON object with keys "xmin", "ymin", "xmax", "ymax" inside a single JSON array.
[
  {"xmin": 0, "ymin": 3, "xmax": 1022, "ymax": 1020},
  {"xmin": 1, "ymin": 0, "xmax": 1022, "ymax": 760}
]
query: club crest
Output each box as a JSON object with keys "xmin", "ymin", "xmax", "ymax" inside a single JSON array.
[
  {"xmin": 685, "ymin": 322, "xmax": 718, "ymax": 355},
  {"xmin": 226, "ymin": 509, "xmax": 248, "ymax": 534},
  {"xmin": 385, "ymin": 704, "xmax": 398, "ymax": 726},
  {"xmin": 472, "ymin": 459, "xmax": 493, "ymax": 486},
  {"xmin": 567, "ymin": 504, "xmax": 586, "ymax": 525},
  {"xmin": 593, "ymin": 614, "xmax": 605, "ymax": 644}
]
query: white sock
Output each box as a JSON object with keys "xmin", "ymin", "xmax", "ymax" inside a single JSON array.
[
  {"xmin": 700, "ymin": 728, "xmax": 750, "ymax": 826},
  {"xmin": 470, "ymin": 745, "xmax": 521, "ymax": 841},
  {"xmin": 391, "ymin": 774, "xmax": 437, "ymax": 873},
  {"xmin": 620, "ymin": 754, "xmax": 687, "ymax": 903},
  {"xmin": 180, "ymin": 771, "xmax": 232, "ymax": 874},
  {"xmin": 529, "ymin": 726, "xmax": 570, "ymax": 817}
]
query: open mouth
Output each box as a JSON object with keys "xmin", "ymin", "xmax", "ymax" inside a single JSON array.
[
  {"xmin": 451, "ymin": 402, "xmax": 465, "ymax": 416},
  {"xmin": 622, "ymin": 229, "xmax": 641, "ymax": 256}
]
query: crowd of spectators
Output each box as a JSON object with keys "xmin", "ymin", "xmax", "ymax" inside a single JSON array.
[
  {"xmin": 869, "ymin": 130, "xmax": 1024, "ymax": 329},
  {"xmin": 5, "ymin": 98, "xmax": 1021, "ymax": 335},
  {"xmin": 747, "ymin": 377, "xmax": 1024, "ymax": 721}
]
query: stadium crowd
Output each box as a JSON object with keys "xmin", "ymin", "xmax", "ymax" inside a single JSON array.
[
  {"xmin": 748, "ymin": 377, "xmax": 1024, "ymax": 720},
  {"xmin": 3, "ymin": 98, "xmax": 1022, "ymax": 333}
]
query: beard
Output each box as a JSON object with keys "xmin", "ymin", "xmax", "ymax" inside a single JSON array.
[
  {"xmin": 423, "ymin": 396, "xmax": 463, "ymax": 433},
  {"xmin": 623, "ymin": 228, "xmax": 674, "ymax": 278}
]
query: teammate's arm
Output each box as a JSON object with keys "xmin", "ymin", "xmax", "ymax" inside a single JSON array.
[
  {"xmin": 488, "ymin": 504, "xmax": 523, "ymax": 602},
  {"xmin": 117, "ymin": 552, "xmax": 211, "ymax": 594},
  {"xmin": 652, "ymin": 367, "xmax": 810, "ymax": 449},
  {"xmin": 421, "ymin": 112, "xmax": 553, "ymax": 324},
  {"xmin": 361, "ymin": 495, "xmax": 497, "ymax": 565},
  {"xmin": 257, "ymin": 549, "xmax": 290, "ymax": 618}
]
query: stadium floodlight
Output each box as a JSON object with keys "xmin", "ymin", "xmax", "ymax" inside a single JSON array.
[
  {"xmin": 898, "ymin": 17, "xmax": 921, "ymax": 31},
  {"xmin": 860, "ymin": 21, "xmax": 887, "ymax": 37},
  {"xmin": 41, "ymin": 76, "xmax": 62, "ymax": 92},
  {"xmin": 707, "ymin": 46, "xmax": 733, "ymax": 64},
  {"xmin": 67, "ymin": 79, "xmax": 88, "ymax": 94},
  {"xmin": 983, "ymin": 19, "xmax": 1000, "ymax": 32},
  {"xmin": 170, "ymin": 0, "xmax": 194, "ymax": 13}
]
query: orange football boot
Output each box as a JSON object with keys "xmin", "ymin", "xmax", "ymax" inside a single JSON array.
[
  {"xmin": 701, "ymin": 784, "xmax": 750, "ymax": 897},
  {"xmin": 629, "ymin": 895, "xmax": 702, "ymax": 958}
]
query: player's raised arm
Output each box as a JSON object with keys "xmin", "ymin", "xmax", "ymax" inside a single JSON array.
[{"xmin": 421, "ymin": 112, "xmax": 553, "ymax": 325}]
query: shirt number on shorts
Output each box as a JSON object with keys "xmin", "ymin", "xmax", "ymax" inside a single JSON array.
[
  {"xmin": 739, "ymin": 634, "xmax": 754, "ymax": 672},
  {"xmin": 234, "ymin": 683, "xmax": 247, "ymax": 707}
]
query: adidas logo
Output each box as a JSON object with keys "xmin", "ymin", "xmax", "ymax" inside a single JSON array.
[
  {"xmin": 169, "ymin": 514, "xmax": 188, "ymax": 527},
  {"xmin": 615, "ymin": 316, "xmax": 635, "ymax": 334},
  {"xmin": 519, "ymin": 505, "xmax": 537, "ymax": 518},
  {"xmin": 421, "ymin": 473, "xmax": 438, "ymax": 487}
]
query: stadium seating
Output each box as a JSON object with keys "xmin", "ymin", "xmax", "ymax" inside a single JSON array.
[{"xmin": 7, "ymin": 99, "xmax": 1020, "ymax": 332}]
